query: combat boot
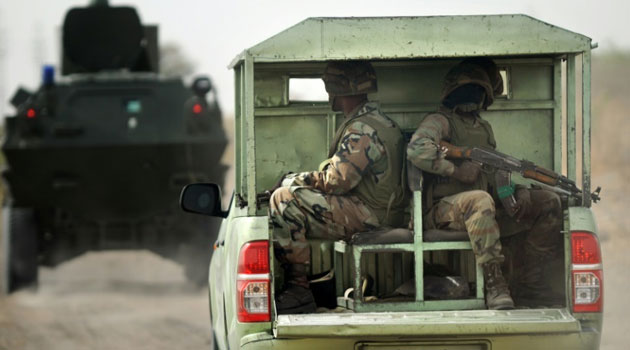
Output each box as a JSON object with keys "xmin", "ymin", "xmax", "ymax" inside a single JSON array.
[
  {"xmin": 482, "ymin": 262, "xmax": 515, "ymax": 310},
  {"xmin": 275, "ymin": 264, "xmax": 316, "ymax": 314}
]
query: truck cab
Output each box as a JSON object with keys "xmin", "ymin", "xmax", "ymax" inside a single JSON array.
[{"xmin": 183, "ymin": 15, "xmax": 602, "ymax": 350}]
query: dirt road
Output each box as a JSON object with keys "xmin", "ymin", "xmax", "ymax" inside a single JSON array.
[{"xmin": 0, "ymin": 251, "xmax": 211, "ymax": 350}]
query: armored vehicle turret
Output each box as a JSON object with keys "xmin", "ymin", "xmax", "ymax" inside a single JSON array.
[{"xmin": 1, "ymin": 0, "xmax": 227, "ymax": 292}]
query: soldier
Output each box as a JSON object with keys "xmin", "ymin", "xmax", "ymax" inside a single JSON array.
[
  {"xmin": 407, "ymin": 59, "xmax": 563, "ymax": 309},
  {"xmin": 269, "ymin": 60, "xmax": 407, "ymax": 314}
]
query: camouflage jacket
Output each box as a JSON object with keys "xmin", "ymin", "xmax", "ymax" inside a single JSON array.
[
  {"xmin": 406, "ymin": 109, "xmax": 456, "ymax": 177},
  {"xmin": 283, "ymin": 101, "xmax": 390, "ymax": 195}
]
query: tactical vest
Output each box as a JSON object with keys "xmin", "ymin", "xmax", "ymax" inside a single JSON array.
[
  {"xmin": 329, "ymin": 103, "xmax": 407, "ymax": 227},
  {"xmin": 428, "ymin": 108, "xmax": 497, "ymax": 201}
]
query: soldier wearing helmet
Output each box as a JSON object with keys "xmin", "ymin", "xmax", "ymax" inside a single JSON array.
[
  {"xmin": 407, "ymin": 58, "xmax": 563, "ymax": 309},
  {"xmin": 269, "ymin": 60, "xmax": 407, "ymax": 314}
]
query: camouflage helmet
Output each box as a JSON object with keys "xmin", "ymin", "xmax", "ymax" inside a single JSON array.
[
  {"xmin": 441, "ymin": 62, "xmax": 495, "ymax": 110},
  {"xmin": 461, "ymin": 57, "xmax": 503, "ymax": 97},
  {"xmin": 323, "ymin": 61, "xmax": 377, "ymax": 97}
]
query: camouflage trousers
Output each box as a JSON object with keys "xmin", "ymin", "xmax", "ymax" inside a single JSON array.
[
  {"xmin": 426, "ymin": 190, "xmax": 503, "ymax": 265},
  {"xmin": 497, "ymin": 189, "xmax": 563, "ymax": 302},
  {"xmin": 427, "ymin": 188, "xmax": 563, "ymax": 303},
  {"xmin": 270, "ymin": 186, "xmax": 379, "ymax": 285}
]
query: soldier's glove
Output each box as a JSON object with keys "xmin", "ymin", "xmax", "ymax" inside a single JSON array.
[
  {"xmin": 514, "ymin": 187, "xmax": 532, "ymax": 223},
  {"xmin": 450, "ymin": 161, "xmax": 481, "ymax": 184}
]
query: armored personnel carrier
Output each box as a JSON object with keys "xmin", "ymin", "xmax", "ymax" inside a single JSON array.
[{"xmin": 1, "ymin": 0, "xmax": 227, "ymax": 292}]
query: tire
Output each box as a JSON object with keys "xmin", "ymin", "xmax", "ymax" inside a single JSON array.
[{"xmin": 1, "ymin": 206, "xmax": 39, "ymax": 293}]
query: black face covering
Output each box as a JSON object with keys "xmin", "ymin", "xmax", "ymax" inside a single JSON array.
[{"xmin": 443, "ymin": 84, "xmax": 486, "ymax": 110}]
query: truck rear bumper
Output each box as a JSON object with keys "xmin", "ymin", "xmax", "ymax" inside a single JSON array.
[
  {"xmin": 242, "ymin": 333, "xmax": 600, "ymax": 350},
  {"xmin": 239, "ymin": 309, "xmax": 600, "ymax": 349},
  {"xmin": 275, "ymin": 309, "xmax": 580, "ymax": 337}
]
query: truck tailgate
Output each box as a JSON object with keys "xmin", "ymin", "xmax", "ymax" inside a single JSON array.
[{"xmin": 275, "ymin": 309, "xmax": 580, "ymax": 338}]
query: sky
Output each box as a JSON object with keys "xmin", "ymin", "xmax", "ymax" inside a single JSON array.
[{"xmin": 1, "ymin": 0, "xmax": 629, "ymax": 117}]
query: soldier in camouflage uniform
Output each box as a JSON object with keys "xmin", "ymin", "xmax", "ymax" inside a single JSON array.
[
  {"xmin": 270, "ymin": 61, "xmax": 407, "ymax": 314},
  {"xmin": 407, "ymin": 58, "xmax": 563, "ymax": 309}
]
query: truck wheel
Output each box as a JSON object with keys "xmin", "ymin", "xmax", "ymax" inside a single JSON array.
[{"xmin": 1, "ymin": 206, "xmax": 39, "ymax": 293}]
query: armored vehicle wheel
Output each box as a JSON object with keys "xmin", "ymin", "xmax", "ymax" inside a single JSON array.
[{"xmin": 1, "ymin": 206, "xmax": 39, "ymax": 293}]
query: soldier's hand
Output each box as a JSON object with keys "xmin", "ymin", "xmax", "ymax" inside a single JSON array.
[
  {"xmin": 267, "ymin": 172, "xmax": 294, "ymax": 194},
  {"xmin": 450, "ymin": 161, "xmax": 481, "ymax": 184},
  {"xmin": 514, "ymin": 187, "xmax": 532, "ymax": 222}
]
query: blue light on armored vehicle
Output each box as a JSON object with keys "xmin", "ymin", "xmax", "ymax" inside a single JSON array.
[{"xmin": 42, "ymin": 65, "xmax": 55, "ymax": 86}]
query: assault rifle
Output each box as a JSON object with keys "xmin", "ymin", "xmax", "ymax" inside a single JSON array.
[
  {"xmin": 439, "ymin": 141, "xmax": 601, "ymax": 213},
  {"xmin": 236, "ymin": 191, "xmax": 273, "ymax": 209}
]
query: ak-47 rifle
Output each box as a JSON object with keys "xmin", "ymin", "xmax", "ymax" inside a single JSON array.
[
  {"xmin": 439, "ymin": 141, "xmax": 601, "ymax": 215},
  {"xmin": 236, "ymin": 172, "xmax": 295, "ymax": 209},
  {"xmin": 236, "ymin": 191, "xmax": 273, "ymax": 210}
]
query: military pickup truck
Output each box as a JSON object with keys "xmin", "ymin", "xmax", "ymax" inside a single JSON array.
[{"xmin": 182, "ymin": 15, "xmax": 603, "ymax": 350}]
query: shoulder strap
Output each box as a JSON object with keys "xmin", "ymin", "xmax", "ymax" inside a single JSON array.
[{"xmin": 327, "ymin": 104, "xmax": 386, "ymax": 158}]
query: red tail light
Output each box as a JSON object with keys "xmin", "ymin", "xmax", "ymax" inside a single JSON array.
[
  {"xmin": 26, "ymin": 108, "xmax": 37, "ymax": 118},
  {"xmin": 238, "ymin": 241, "xmax": 269, "ymax": 274},
  {"xmin": 192, "ymin": 103, "xmax": 203, "ymax": 114},
  {"xmin": 571, "ymin": 231, "xmax": 603, "ymax": 313},
  {"xmin": 237, "ymin": 241, "xmax": 270, "ymax": 322},
  {"xmin": 572, "ymin": 232, "xmax": 602, "ymax": 264}
]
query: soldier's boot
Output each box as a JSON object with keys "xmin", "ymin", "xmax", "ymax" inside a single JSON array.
[
  {"xmin": 275, "ymin": 264, "xmax": 316, "ymax": 314},
  {"xmin": 483, "ymin": 262, "xmax": 515, "ymax": 310}
]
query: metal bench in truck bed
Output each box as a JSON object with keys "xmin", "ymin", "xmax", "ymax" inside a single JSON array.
[{"xmin": 334, "ymin": 189, "xmax": 486, "ymax": 312}]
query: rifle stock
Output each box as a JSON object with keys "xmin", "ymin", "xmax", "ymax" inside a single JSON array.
[{"xmin": 522, "ymin": 168, "xmax": 558, "ymax": 186}]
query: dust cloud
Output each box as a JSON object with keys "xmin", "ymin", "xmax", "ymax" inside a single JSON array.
[{"xmin": 0, "ymin": 251, "xmax": 211, "ymax": 350}]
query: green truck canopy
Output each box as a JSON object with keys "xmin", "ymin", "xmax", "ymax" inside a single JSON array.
[{"xmin": 230, "ymin": 15, "xmax": 592, "ymax": 67}]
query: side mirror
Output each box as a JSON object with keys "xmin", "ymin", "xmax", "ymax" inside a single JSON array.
[
  {"xmin": 192, "ymin": 76, "xmax": 212, "ymax": 96},
  {"xmin": 180, "ymin": 183, "xmax": 226, "ymax": 218}
]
